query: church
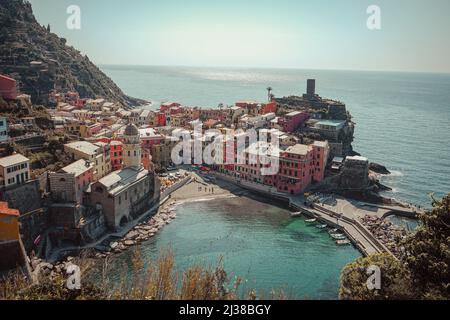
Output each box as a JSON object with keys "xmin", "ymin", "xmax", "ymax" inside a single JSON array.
[{"xmin": 87, "ymin": 123, "xmax": 159, "ymax": 230}]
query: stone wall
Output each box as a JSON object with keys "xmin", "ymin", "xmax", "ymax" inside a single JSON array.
[
  {"xmin": 48, "ymin": 172, "xmax": 76, "ymax": 203},
  {"xmin": 0, "ymin": 240, "xmax": 24, "ymax": 271},
  {"xmin": 0, "ymin": 179, "xmax": 42, "ymax": 214}
]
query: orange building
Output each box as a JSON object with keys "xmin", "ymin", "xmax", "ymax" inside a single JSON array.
[{"xmin": 0, "ymin": 202, "xmax": 20, "ymax": 242}]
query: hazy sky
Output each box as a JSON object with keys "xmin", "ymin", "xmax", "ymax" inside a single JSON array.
[{"xmin": 28, "ymin": 0, "xmax": 450, "ymax": 73}]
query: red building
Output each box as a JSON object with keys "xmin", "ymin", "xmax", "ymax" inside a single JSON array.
[
  {"xmin": 157, "ymin": 112, "xmax": 166, "ymax": 127},
  {"xmin": 110, "ymin": 140, "xmax": 123, "ymax": 170},
  {"xmin": 0, "ymin": 75, "xmax": 17, "ymax": 100},
  {"xmin": 278, "ymin": 111, "xmax": 309, "ymax": 133},
  {"xmin": 160, "ymin": 102, "xmax": 181, "ymax": 112},
  {"xmin": 261, "ymin": 102, "xmax": 277, "ymax": 115}
]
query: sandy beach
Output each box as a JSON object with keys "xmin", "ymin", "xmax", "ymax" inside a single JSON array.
[{"xmin": 169, "ymin": 173, "xmax": 245, "ymax": 203}]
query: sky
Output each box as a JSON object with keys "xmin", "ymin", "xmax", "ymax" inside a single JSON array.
[{"xmin": 28, "ymin": 0, "xmax": 450, "ymax": 73}]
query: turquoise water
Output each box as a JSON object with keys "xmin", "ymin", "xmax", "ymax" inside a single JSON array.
[
  {"xmin": 102, "ymin": 65, "xmax": 450, "ymax": 208},
  {"xmin": 104, "ymin": 196, "xmax": 360, "ymax": 299}
]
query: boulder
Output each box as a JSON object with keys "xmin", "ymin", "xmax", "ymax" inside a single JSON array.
[
  {"xmin": 125, "ymin": 231, "xmax": 139, "ymax": 240},
  {"xmin": 124, "ymin": 240, "xmax": 135, "ymax": 246},
  {"xmin": 110, "ymin": 242, "xmax": 119, "ymax": 249},
  {"xmin": 369, "ymin": 162, "xmax": 391, "ymax": 175}
]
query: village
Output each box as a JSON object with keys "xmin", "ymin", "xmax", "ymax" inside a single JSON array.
[{"xmin": 0, "ymin": 73, "xmax": 413, "ymax": 276}]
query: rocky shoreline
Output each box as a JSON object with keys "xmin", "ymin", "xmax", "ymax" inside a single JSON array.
[
  {"xmin": 27, "ymin": 199, "xmax": 179, "ymax": 280},
  {"xmin": 95, "ymin": 201, "xmax": 178, "ymax": 259}
]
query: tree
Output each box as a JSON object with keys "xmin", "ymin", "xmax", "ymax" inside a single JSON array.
[
  {"xmin": 402, "ymin": 194, "xmax": 450, "ymax": 299},
  {"xmin": 266, "ymin": 87, "xmax": 273, "ymax": 102},
  {"xmin": 46, "ymin": 24, "xmax": 50, "ymax": 32},
  {"xmin": 340, "ymin": 253, "xmax": 413, "ymax": 300},
  {"xmin": 340, "ymin": 193, "xmax": 450, "ymax": 300}
]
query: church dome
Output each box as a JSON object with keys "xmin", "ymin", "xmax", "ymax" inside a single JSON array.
[{"xmin": 124, "ymin": 123, "xmax": 139, "ymax": 136}]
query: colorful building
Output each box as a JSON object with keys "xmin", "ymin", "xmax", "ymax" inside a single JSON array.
[
  {"xmin": 278, "ymin": 111, "xmax": 309, "ymax": 133},
  {"xmin": 0, "ymin": 154, "xmax": 30, "ymax": 188},
  {"xmin": 0, "ymin": 75, "xmax": 17, "ymax": 100},
  {"xmin": 0, "ymin": 202, "xmax": 20, "ymax": 242},
  {"xmin": 0, "ymin": 201, "xmax": 22, "ymax": 271},
  {"xmin": 261, "ymin": 102, "xmax": 277, "ymax": 115},
  {"xmin": 110, "ymin": 140, "xmax": 123, "ymax": 171},
  {"xmin": 49, "ymin": 159, "xmax": 94, "ymax": 204},
  {"xmin": 156, "ymin": 112, "xmax": 166, "ymax": 127}
]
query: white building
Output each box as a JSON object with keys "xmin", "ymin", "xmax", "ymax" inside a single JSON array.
[{"xmin": 0, "ymin": 154, "xmax": 30, "ymax": 188}]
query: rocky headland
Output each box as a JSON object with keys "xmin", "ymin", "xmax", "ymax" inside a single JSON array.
[{"xmin": 0, "ymin": 0, "xmax": 146, "ymax": 108}]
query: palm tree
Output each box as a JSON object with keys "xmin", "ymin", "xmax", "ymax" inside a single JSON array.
[{"xmin": 266, "ymin": 87, "xmax": 272, "ymax": 102}]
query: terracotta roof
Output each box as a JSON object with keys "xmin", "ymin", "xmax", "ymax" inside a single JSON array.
[{"xmin": 0, "ymin": 202, "xmax": 19, "ymax": 217}]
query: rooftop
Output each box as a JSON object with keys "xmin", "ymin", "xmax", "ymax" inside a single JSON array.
[
  {"xmin": 65, "ymin": 141, "xmax": 99, "ymax": 156},
  {"xmin": 96, "ymin": 167, "xmax": 149, "ymax": 196},
  {"xmin": 285, "ymin": 144, "xmax": 311, "ymax": 156},
  {"xmin": 61, "ymin": 159, "xmax": 93, "ymax": 177},
  {"xmin": 313, "ymin": 140, "xmax": 329, "ymax": 148},
  {"xmin": 286, "ymin": 111, "xmax": 303, "ymax": 117},
  {"xmin": 139, "ymin": 128, "xmax": 161, "ymax": 138},
  {"xmin": 0, "ymin": 154, "xmax": 29, "ymax": 167},
  {"xmin": 316, "ymin": 119, "xmax": 346, "ymax": 127},
  {"xmin": 346, "ymin": 156, "xmax": 368, "ymax": 162},
  {"xmin": 0, "ymin": 202, "xmax": 19, "ymax": 217}
]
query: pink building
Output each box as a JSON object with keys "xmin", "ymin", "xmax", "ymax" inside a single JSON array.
[
  {"xmin": 278, "ymin": 111, "xmax": 309, "ymax": 133},
  {"xmin": 312, "ymin": 141, "xmax": 329, "ymax": 182},
  {"xmin": 264, "ymin": 142, "xmax": 329, "ymax": 195},
  {"xmin": 49, "ymin": 159, "xmax": 94, "ymax": 204},
  {"xmin": 160, "ymin": 102, "xmax": 181, "ymax": 112},
  {"xmin": 139, "ymin": 128, "xmax": 165, "ymax": 149}
]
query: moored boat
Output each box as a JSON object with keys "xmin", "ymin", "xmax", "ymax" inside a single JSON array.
[
  {"xmin": 336, "ymin": 239, "xmax": 351, "ymax": 246},
  {"xmin": 330, "ymin": 233, "xmax": 347, "ymax": 240},
  {"xmin": 291, "ymin": 212, "xmax": 302, "ymax": 217},
  {"xmin": 305, "ymin": 218, "xmax": 317, "ymax": 223},
  {"xmin": 316, "ymin": 224, "xmax": 327, "ymax": 229}
]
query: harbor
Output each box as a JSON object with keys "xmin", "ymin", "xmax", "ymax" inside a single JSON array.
[{"xmin": 98, "ymin": 175, "xmax": 360, "ymax": 299}]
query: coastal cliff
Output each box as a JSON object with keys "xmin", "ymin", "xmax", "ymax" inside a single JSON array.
[{"xmin": 0, "ymin": 0, "xmax": 145, "ymax": 107}]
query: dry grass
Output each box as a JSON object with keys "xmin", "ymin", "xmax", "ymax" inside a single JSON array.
[{"xmin": 0, "ymin": 249, "xmax": 292, "ymax": 300}]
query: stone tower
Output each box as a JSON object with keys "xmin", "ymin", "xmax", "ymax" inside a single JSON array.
[{"xmin": 122, "ymin": 123, "xmax": 141, "ymax": 168}]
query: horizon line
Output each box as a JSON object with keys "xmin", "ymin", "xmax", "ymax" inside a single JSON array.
[{"xmin": 97, "ymin": 63, "xmax": 450, "ymax": 76}]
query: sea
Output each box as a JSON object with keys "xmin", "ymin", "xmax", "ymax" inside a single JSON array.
[{"xmin": 98, "ymin": 65, "xmax": 450, "ymax": 298}]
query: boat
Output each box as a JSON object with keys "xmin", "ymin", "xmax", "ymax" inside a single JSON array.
[
  {"xmin": 336, "ymin": 239, "xmax": 351, "ymax": 246},
  {"xmin": 316, "ymin": 224, "xmax": 328, "ymax": 229},
  {"xmin": 305, "ymin": 218, "xmax": 317, "ymax": 223},
  {"xmin": 330, "ymin": 233, "xmax": 347, "ymax": 240},
  {"xmin": 328, "ymin": 228, "xmax": 339, "ymax": 234},
  {"xmin": 291, "ymin": 212, "xmax": 302, "ymax": 217}
]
